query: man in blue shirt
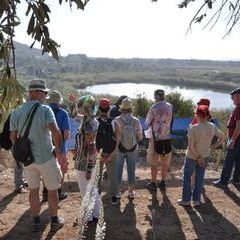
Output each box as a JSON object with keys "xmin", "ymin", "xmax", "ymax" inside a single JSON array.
[
  {"xmin": 44, "ymin": 90, "xmax": 71, "ymax": 201},
  {"xmin": 10, "ymin": 80, "xmax": 64, "ymax": 232}
]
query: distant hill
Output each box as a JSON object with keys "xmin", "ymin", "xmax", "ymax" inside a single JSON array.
[{"xmin": 14, "ymin": 41, "xmax": 240, "ymax": 93}]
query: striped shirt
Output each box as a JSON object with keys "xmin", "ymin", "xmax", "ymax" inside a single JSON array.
[
  {"xmin": 186, "ymin": 121, "xmax": 222, "ymax": 159},
  {"xmin": 74, "ymin": 116, "xmax": 99, "ymax": 171}
]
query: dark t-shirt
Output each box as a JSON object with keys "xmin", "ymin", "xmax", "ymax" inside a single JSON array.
[
  {"xmin": 109, "ymin": 105, "xmax": 121, "ymax": 118},
  {"xmin": 227, "ymin": 105, "xmax": 240, "ymax": 139}
]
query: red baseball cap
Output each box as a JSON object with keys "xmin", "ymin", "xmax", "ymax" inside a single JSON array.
[
  {"xmin": 195, "ymin": 105, "xmax": 210, "ymax": 118},
  {"xmin": 99, "ymin": 98, "xmax": 110, "ymax": 110}
]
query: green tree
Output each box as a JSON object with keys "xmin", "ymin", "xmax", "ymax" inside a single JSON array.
[
  {"xmin": 0, "ymin": 0, "xmax": 88, "ymax": 118},
  {"xmin": 165, "ymin": 92, "xmax": 194, "ymax": 118}
]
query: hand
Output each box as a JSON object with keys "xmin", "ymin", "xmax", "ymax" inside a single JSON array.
[
  {"xmin": 227, "ymin": 139, "xmax": 235, "ymax": 149},
  {"xmin": 86, "ymin": 171, "xmax": 91, "ymax": 180},
  {"xmin": 197, "ymin": 158, "xmax": 207, "ymax": 168}
]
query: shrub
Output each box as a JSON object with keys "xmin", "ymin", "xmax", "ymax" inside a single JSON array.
[
  {"xmin": 133, "ymin": 93, "xmax": 152, "ymax": 118},
  {"xmin": 165, "ymin": 92, "xmax": 194, "ymax": 118}
]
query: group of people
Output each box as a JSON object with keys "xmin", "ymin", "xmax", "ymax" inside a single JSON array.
[{"xmin": 1, "ymin": 78, "xmax": 240, "ymax": 233}]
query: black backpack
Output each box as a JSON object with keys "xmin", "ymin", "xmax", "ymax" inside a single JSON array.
[
  {"xmin": 96, "ymin": 117, "xmax": 116, "ymax": 154},
  {"xmin": 0, "ymin": 114, "xmax": 12, "ymax": 150}
]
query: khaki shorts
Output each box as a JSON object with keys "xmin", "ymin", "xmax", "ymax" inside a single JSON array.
[
  {"xmin": 24, "ymin": 156, "xmax": 62, "ymax": 190},
  {"xmin": 147, "ymin": 138, "xmax": 172, "ymax": 166}
]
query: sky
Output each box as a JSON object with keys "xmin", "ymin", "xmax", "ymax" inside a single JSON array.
[{"xmin": 14, "ymin": 0, "xmax": 240, "ymax": 60}]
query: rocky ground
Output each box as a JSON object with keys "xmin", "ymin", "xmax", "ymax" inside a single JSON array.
[{"xmin": 1, "ymin": 151, "xmax": 240, "ymax": 240}]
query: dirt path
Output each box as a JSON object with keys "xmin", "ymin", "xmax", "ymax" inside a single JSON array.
[{"xmin": 1, "ymin": 157, "xmax": 240, "ymax": 240}]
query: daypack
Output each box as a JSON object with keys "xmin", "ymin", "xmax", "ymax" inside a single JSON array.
[
  {"xmin": 12, "ymin": 103, "xmax": 40, "ymax": 167},
  {"xmin": 96, "ymin": 117, "xmax": 116, "ymax": 154},
  {"xmin": 0, "ymin": 114, "xmax": 12, "ymax": 150},
  {"xmin": 118, "ymin": 117, "xmax": 137, "ymax": 152}
]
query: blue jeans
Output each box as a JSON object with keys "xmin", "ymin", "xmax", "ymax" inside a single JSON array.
[
  {"xmin": 220, "ymin": 140, "xmax": 240, "ymax": 184},
  {"xmin": 117, "ymin": 150, "xmax": 137, "ymax": 187},
  {"xmin": 182, "ymin": 158, "xmax": 205, "ymax": 202}
]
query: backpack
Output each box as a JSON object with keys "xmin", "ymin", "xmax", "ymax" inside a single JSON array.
[
  {"xmin": 0, "ymin": 114, "xmax": 12, "ymax": 150},
  {"xmin": 118, "ymin": 117, "xmax": 137, "ymax": 152},
  {"xmin": 96, "ymin": 117, "xmax": 116, "ymax": 154},
  {"xmin": 12, "ymin": 103, "xmax": 40, "ymax": 167}
]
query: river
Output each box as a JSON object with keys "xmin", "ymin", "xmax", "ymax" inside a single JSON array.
[{"xmin": 85, "ymin": 83, "xmax": 233, "ymax": 109}]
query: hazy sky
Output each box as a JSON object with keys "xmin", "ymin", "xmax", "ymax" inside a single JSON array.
[{"xmin": 15, "ymin": 0, "xmax": 240, "ymax": 60}]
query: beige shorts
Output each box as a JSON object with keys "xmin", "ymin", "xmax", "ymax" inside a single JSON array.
[
  {"xmin": 147, "ymin": 138, "xmax": 172, "ymax": 166},
  {"xmin": 24, "ymin": 156, "xmax": 63, "ymax": 190}
]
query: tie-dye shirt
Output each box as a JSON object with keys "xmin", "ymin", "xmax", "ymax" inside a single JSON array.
[{"xmin": 145, "ymin": 101, "xmax": 173, "ymax": 140}]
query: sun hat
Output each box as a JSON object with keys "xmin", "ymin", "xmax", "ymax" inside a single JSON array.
[
  {"xmin": 230, "ymin": 88, "xmax": 240, "ymax": 96},
  {"xmin": 197, "ymin": 98, "xmax": 210, "ymax": 107},
  {"xmin": 27, "ymin": 79, "xmax": 49, "ymax": 92},
  {"xmin": 46, "ymin": 90, "xmax": 63, "ymax": 104},
  {"xmin": 119, "ymin": 98, "xmax": 132, "ymax": 110},
  {"xmin": 99, "ymin": 98, "xmax": 111, "ymax": 111}
]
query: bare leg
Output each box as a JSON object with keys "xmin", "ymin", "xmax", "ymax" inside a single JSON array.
[
  {"xmin": 29, "ymin": 188, "xmax": 41, "ymax": 217},
  {"xmin": 48, "ymin": 190, "xmax": 59, "ymax": 217}
]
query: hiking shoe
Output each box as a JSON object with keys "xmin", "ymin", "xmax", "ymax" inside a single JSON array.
[
  {"xmin": 59, "ymin": 192, "xmax": 68, "ymax": 201},
  {"xmin": 193, "ymin": 201, "xmax": 202, "ymax": 207},
  {"xmin": 158, "ymin": 180, "xmax": 166, "ymax": 191},
  {"xmin": 128, "ymin": 191, "xmax": 135, "ymax": 199},
  {"xmin": 177, "ymin": 199, "xmax": 191, "ymax": 206},
  {"xmin": 50, "ymin": 216, "xmax": 64, "ymax": 232},
  {"xmin": 111, "ymin": 196, "xmax": 118, "ymax": 205},
  {"xmin": 15, "ymin": 187, "xmax": 27, "ymax": 194},
  {"xmin": 213, "ymin": 179, "xmax": 228, "ymax": 188},
  {"xmin": 146, "ymin": 182, "xmax": 157, "ymax": 191}
]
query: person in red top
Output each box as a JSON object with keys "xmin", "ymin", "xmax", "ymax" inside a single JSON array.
[
  {"xmin": 214, "ymin": 88, "xmax": 240, "ymax": 187},
  {"xmin": 191, "ymin": 98, "xmax": 212, "ymax": 125}
]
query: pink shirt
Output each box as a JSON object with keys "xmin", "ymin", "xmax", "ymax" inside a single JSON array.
[{"xmin": 145, "ymin": 101, "xmax": 173, "ymax": 140}]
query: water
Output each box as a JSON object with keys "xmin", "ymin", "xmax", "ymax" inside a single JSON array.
[{"xmin": 85, "ymin": 83, "xmax": 233, "ymax": 109}]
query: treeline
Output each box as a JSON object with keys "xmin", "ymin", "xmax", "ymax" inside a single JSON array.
[{"xmin": 14, "ymin": 41, "xmax": 240, "ymax": 92}]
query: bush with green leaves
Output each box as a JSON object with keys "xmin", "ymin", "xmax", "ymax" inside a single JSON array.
[
  {"xmin": 165, "ymin": 92, "xmax": 194, "ymax": 118},
  {"xmin": 133, "ymin": 93, "xmax": 152, "ymax": 118}
]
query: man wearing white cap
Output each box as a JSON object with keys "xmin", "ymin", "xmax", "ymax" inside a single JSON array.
[{"xmin": 10, "ymin": 80, "xmax": 64, "ymax": 232}]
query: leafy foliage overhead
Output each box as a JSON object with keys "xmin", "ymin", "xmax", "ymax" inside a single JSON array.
[{"xmin": 0, "ymin": 0, "xmax": 89, "ymax": 120}]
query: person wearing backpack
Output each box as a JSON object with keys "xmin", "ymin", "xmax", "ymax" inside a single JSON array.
[
  {"xmin": 96, "ymin": 98, "xmax": 120, "ymax": 205},
  {"xmin": 10, "ymin": 80, "xmax": 64, "ymax": 232},
  {"xmin": 0, "ymin": 113, "xmax": 27, "ymax": 193},
  {"xmin": 115, "ymin": 98, "xmax": 143, "ymax": 199},
  {"xmin": 41, "ymin": 90, "xmax": 71, "ymax": 202}
]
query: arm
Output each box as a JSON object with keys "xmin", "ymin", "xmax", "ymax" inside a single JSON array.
[
  {"xmin": 63, "ymin": 129, "xmax": 70, "ymax": 141},
  {"xmin": 211, "ymin": 127, "xmax": 225, "ymax": 149},
  {"xmin": 145, "ymin": 107, "xmax": 154, "ymax": 127},
  {"xmin": 136, "ymin": 119, "xmax": 143, "ymax": 142},
  {"xmin": 10, "ymin": 131, "xmax": 18, "ymax": 144},
  {"xmin": 48, "ymin": 122, "xmax": 62, "ymax": 154}
]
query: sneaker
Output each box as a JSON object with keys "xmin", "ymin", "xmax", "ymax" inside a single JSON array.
[
  {"xmin": 116, "ymin": 192, "xmax": 121, "ymax": 199},
  {"xmin": 193, "ymin": 201, "xmax": 202, "ymax": 207},
  {"xmin": 213, "ymin": 179, "xmax": 228, "ymax": 188},
  {"xmin": 50, "ymin": 216, "xmax": 64, "ymax": 232},
  {"xmin": 158, "ymin": 180, "xmax": 166, "ymax": 191},
  {"xmin": 146, "ymin": 182, "xmax": 157, "ymax": 191},
  {"xmin": 128, "ymin": 191, "xmax": 135, "ymax": 199},
  {"xmin": 111, "ymin": 196, "xmax": 118, "ymax": 205},
  {"xmin": 15, "ymin": 187, "xmax": 27, "ymax": 194},
  {"xmin": 177, "ymin": 199, "xmax": 191, "ymax": 206}
]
